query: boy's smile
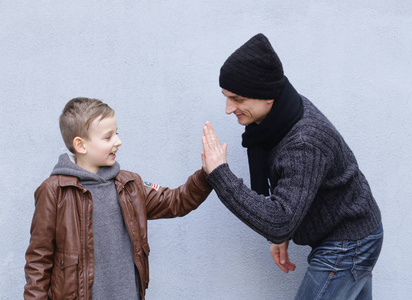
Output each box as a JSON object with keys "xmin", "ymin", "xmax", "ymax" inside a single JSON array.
[{"xmin": 76, "ymin": 115, "xmax": 122, "ymax": 173}]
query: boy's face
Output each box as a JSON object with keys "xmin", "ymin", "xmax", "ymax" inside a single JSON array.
[{"xmin": 77, "ymin": 115, "xmax": 122, "ymax": 173}]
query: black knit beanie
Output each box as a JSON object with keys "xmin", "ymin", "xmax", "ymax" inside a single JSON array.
[{"xmin": 219, "ymin": 33, "xmax": 286, "ymax": 100}]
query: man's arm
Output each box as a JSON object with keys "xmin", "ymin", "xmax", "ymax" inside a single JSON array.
[
  {"xmin": 24, "ymin": 181, "xmax": 57, "ymax": 299},
  {"xmin": 202, "ymin": 121, "xmax": 329, "ymax": 244}
]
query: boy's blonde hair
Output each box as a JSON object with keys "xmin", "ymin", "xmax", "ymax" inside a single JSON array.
[{"xmin": 59, "ymin": 97, "xmax": 114, "ymax": 153}]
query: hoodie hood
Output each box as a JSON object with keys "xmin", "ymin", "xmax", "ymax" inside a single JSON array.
[{"xmin": 51, "ymin": 153, "xmax": 120, "ymax": 185}]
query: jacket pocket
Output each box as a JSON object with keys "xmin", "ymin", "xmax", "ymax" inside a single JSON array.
[{"xmin": 50, "ymin": 252, "xmax": 79, "ymax": 299}]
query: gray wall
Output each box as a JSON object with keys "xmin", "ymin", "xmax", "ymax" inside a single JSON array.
[{"xmin": 1, "ymin": 1, "xmax": 411, "ymax": 299}]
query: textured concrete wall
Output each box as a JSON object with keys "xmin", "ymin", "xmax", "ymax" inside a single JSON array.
[{"xmin": 1, "ymin": 1, "xmax": 411, "ymax": 299}]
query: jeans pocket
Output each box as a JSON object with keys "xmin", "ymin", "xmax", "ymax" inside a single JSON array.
[{"xmin": 352, "ymin": 225, "xmax": 384, "ymax": 280}]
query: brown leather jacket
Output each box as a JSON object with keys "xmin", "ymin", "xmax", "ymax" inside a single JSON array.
[{"xmin": 24, "ymin": 169, "xmax": 212, "ymax": 300}]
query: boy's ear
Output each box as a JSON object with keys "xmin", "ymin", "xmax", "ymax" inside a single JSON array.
[{"xmin": 73, "ymin": 137, "xmax": 87, "ymax": 154}]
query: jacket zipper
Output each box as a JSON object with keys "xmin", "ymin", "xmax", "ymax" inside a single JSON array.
[
  {"xmin": 84, "ymin": 195, "xmax": 89, "ymax": 299},
  {"xmin": 119, "ymin": 188, "xmax": 145, "ymax": 294}
]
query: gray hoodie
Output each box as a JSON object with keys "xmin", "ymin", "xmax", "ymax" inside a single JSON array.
[{"xmin": 51, "ymin": 153, "xmax": 139, "ymax": 299}]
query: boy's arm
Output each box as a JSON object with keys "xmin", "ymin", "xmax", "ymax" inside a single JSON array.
[
  {"xmin": 24, "ymin": 180, "xmax": 57, "ymax": 299},
  {"xmin": 145, "ymin": 169, "xmax": 212, "ymax": 219}
]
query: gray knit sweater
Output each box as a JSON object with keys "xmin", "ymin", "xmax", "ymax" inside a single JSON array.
[{"xmin": 207, "ymin": 97, "xmax": 381, "ymax": 247}]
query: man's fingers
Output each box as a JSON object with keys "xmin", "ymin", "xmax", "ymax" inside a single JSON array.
[
  {"xmin": 203, "ymin": 125, "xmax": 213, "ymax": 146},
  {"xmin": 222, "ymin": 143, "xmax": 228, "ymax": 154},
  {"xmin": 202, "ymin": 135, "xmax": 211, "ymax": 154},
  {"xmin": 270, "ymin": 243, "xmax": 295, "ymax": 273},
  {"xmin": 288, "ymin": 262, "xmax": 296, "ymax": 271},
  {"xmin": 281, "ymin": 260, "xmax": 296, "ymax": 272},
  {"xmin": 275, "ymin": 260, "xmax": 289, "ymax": 273},
  {"xmin": 280, "ymin": 251, "xmax": 288, "ymax": 265},
  {"xmin": 205, "ymin": 121, "xmax": 215, "ymax": 134},
  {"xmin": 270, "ymin": 245, "xmax": 287, "ymax": 273},
  {"xmin": 204, "ymin": 122, "xmax": 220, "ymax": 146}
]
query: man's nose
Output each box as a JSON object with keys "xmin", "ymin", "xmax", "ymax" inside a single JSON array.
[{"xmin": 225, "ymin": 98, "xmax": 236, "ymax": 115}]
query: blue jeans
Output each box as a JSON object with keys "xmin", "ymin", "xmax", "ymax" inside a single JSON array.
[{"xmin": 295, "ymin": 224, "xmax": 383, "ymax": 300}]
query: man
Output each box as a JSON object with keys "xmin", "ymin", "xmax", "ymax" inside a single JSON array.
[{"xmin": 201, "ymin": 33, "xmax": 383, "ymax": 299}]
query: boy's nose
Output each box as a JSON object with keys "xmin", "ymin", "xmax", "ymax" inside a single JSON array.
[
  {"xmin": 115, "ymin": 136, "xmax": 122, "ymax": 147},
  {"xmin": 225, "ymin": 98, "xmax": 236, "ymax": 115}
]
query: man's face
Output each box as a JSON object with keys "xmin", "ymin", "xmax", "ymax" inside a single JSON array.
[
  {"xmin": 223, "ymin": 89, "xmax": 274, "ymax": 126},
  {"xmin": 79, "ymin": 116, "xmax": 122, "ymax": 173}
]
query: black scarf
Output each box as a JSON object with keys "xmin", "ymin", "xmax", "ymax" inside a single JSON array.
[{"xmin": 242, "ymin": 77, "xmax": 304, "ymax": 196}]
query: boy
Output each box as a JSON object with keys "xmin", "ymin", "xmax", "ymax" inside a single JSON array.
[{"xmin": 24, "ymin": 97, "xmax": 212, "ymax": 299}]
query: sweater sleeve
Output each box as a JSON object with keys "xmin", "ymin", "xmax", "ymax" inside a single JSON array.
[{"xmin": 206, "ymin": 140, "xmax": 330, "ymax": 244}]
